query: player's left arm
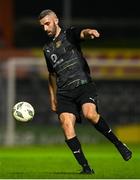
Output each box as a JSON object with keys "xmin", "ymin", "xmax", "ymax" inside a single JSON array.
[{"xmin": 80, "ymin": 28, "xmax": 100, "ymax": 39}]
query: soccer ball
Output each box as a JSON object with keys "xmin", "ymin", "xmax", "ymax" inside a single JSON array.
[{"xmin": 12, "ymin": 102, "xmax": 35, "ymax": 122}]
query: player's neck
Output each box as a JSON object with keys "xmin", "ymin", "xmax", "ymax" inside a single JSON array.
[{"xmin": 53, "ymin": 26, "xmax": 61, "ymax": 40}]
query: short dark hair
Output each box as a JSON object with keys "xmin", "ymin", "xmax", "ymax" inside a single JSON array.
[{"xmin": 38, "ymin": 9, "xmax": 56, "ymax": 20}]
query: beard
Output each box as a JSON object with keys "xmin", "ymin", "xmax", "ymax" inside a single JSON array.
[
  {"xmin": 47, "ymin": 32, "xmax": 54, "ymax": 38},
  {"xmin": 47, "ymin": 25, "xmax": 57, "ymax": 38}
]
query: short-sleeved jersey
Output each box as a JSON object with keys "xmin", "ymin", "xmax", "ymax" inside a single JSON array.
[{"xmin": 43, "ymin": 27, "xmax": 92, "ymax": 91}]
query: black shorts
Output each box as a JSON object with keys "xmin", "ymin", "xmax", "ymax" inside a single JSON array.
[{"xmin": 56, "ymin": 81, "xmax": 99, "ymax": 123}]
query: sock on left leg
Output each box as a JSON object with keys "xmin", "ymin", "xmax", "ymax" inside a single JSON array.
[
  {"xmin": 93, "ymin": 116, "xmax": 132, "ymax": 160},
  {"xmin": 93, "ymin": 116, "xmax": 120, "ymax": 145}
]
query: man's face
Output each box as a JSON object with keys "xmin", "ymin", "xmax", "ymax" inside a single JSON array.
[{"xmin": 40, "ymin": 14, "xmax": 58, "ymax": 38}]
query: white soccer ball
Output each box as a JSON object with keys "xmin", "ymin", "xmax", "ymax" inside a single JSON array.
[{"xmin": 12, "ymin": 102, "xmax": 35, "ymax": 122}]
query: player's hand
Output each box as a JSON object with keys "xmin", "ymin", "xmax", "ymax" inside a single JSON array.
[
  {"xmin": 51, "ymin": 99, "xmax": 57, "ymax": 112},
  {"xmin": 89, "ymin": 29, "xmax": 100, "ymax": 39},
  {"xmin": 81, "ymin": 28, "xmax": 100, "ymax": 39}
]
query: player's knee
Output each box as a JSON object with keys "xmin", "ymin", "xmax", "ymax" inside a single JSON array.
[
  {"xmin": 84, "ymin": 111, "xmax": 99, "ymax": 123},
  {"xmin": 59, "ymin": 115, "xmax": 74, "ymax": 131},
  {"xmin": 61, "ymin": 119, "xmax": 71, "ymax": 130},
  {"xmin": 59, "ymin": 117, "xmax": 76, "ymax": 139}
]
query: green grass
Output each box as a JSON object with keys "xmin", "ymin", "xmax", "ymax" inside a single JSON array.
[{"xmin": 0, "ymin": 143, "xmax": 139, "ymax": 179}]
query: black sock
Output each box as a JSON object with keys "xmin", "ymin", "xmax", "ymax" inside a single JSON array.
[
  {"xmin": 94, "ymin": 116, "xmax": 120, "ymax": 145},
  {"xmin": 65, "ymin": 136, "xmax": 89, "ymax": 167}
]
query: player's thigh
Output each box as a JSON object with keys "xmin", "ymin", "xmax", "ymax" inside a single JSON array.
[{"xmin": 57, "ymin": 93, "xmax": 81, "ymax": 123}]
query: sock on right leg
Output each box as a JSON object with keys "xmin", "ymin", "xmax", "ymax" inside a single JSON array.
[{"xmin": 65, "ymin": 136, "xmax": 89, "ymax": 167}]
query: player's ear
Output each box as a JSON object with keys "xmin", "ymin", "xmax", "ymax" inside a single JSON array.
[{"xmin": 55, "ymin": 17, "xmax": 59, "ymax": 25}]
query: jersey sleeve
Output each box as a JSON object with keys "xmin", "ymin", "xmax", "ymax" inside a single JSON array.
[
  {"xmin": 66, "ymin": 26, "xmax": 84, "ymax": 43},
  {"xmin": 43, "ymin": 50, "xmax": 54, "ymax": 73}
]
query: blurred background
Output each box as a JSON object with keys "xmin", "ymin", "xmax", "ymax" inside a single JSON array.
[{"xmin": 0, "ymin": 0, "xmax": 140, "ymax": 145}]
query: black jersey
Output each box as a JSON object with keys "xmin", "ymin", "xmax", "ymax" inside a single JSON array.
[{"xmin": 43, "ymin": 27, "xmax": 92, "ymax": 91}]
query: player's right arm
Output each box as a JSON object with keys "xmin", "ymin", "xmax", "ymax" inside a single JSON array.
[
  {"xmin": 43, "ymin": 49, "xmax": 57, "ymax": 112},
  {"xmin": 48, "ymin": 72, "xmax": 57, "ymax": 112}
]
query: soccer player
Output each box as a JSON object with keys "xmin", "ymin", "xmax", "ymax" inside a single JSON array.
[{"xmin": 39, "ymin": 9, "xmax": 132, "ymax": 174}]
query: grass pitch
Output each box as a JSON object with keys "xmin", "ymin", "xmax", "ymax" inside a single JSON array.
[{"xmin": 0, "ymin": 143, "xmax": 139, "ymax": 179}]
